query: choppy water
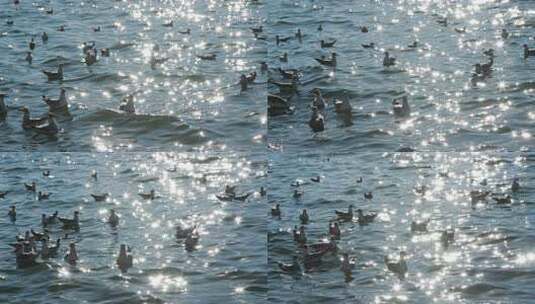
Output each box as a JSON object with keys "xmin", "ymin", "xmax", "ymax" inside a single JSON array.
[
  {"xmin": 0, "ymin": 152, "xmax": 266, "ymax": 303},
  {"xmin": 267, "ymin": 0, "xmax": 535, "ymax": 153},
  {"xmin": 0, "ymin": 0, "xmax": 266, "ymax": 152},
  {"xmin": 268, "ymin": 152, "xmax": 535, "ymax": 303}
]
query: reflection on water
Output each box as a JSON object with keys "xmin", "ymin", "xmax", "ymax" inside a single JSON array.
[
  {"xmin": 0, "ymin": 152, "xmax": 266, "ymax": 303},
  {"xmin": 267, "ymin": 0, "xmax": 534, "ymax": 153},
  {"xmin": 268, "ymin": 152, "xmax": 534, "ymax": 303}
]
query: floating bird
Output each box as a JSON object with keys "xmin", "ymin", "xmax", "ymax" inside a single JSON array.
[
  {"xmin": 38, "ymin": 191, "xmax": 51, "ymax": 200},
  {"xmin": 176, "ymin": 225, "xmax": 197, "ymax": 239},
  {"xmin": 470, "ymin": 190, "xmax": 490, "ymax": 204},
  {"xmin": 91, "ymin": 193, "xmax": 109, "ymax": 202},
  {"xmin": 92, "ymin": 26, "xmax": 101, "ymax": 32},
  {"xmin": 41, "ymin": 238, "xmax": 60, "ymax": 259},
  {"xmin": 501, "ymin": 29, "xmax": 509, "ymax": 39},
  {"xmin": 293, "ymin": 189, "xmax": 304, "ymax": 199},
  {"xmin": 335, "ymin": 205, "xmax": 353, "ymax": 221},
  {"xmin": 100, "ymin": 48, "xmax": 110, "ymax": 57},
  {"xmin": 43, "ymin": 170, "xmax": 50, "ymax": 177},
  {"xmin": 162, "ymin": 21, "xmax": 173, "ymax": 27},
  {"xmin": 45, "ymin": 8, "xmax": 53, "ymax": 14},
  {"xmin": 64, "ymin": 242, "xmax": 78, "ymax": 265},
  {"xmin": 411, "ymin": 219, "xmax": 430, "ymax": 232},
  {"xmin": 512, "ymin": 178, "xmax": 520, "ymax": 192},
  {"xmin": 408, "ymin": 41, "xmax": 418, "ymax": 48},
  {"xmin": 320, "ymin": 39, "xmax": 336, "ymax": 48},
  {"xmin": 474, "ymin": 57, "xmax": 493, "ymax": 76},
  {"xmin": 306, "ymin": 239, "xmax": 337, "ymax": 255},
  {"xmin": 271, "ymin": 204, "xmax": 281, "ymax": 217},
  {"xmin": 364, "ymin": 192, "xmax": 373, "ymax": 199},
  {"xmin": 41, "ymin": 32, "xmax": 48, "ymax": 43},
  {"xmin": 184, "ymin": 231, "xmax": 199, "ymax": 251},
  {"xmin": 0, "ymin": 94, "xmax": 7, "ymax": 120},
  {"xmin": 279, "ymin": 52, "xmax": 288, "ymax": 62},
  {"xmin": 278, "ymin": 256, "xmax": 301, "ymax": 273},
  {"xmin": 334, "ymin": 99, "xmax": 352, "ymax": 116},
  {"xmin": 19, "ymin": 107, "xmax": 47, "ymax": 129},
  {"xmin": 29, "ymin": 38, "xmax": 35, "ymax": 50},
  {"xmin": 32, "ymin": 114, "xmax": 59, "ymax": 136},
  {"xmin": 251, "ymin": 26, "xmax": 263, "ymax": 34},
  {"xmin": 91, "ymin": 170, "xmax": 98, "ymax": 180},
  {"xmin": 524, "ymin": 44, "xmax": 535, "ymax": 59},
  {"xmin": 359, "ymin": 26, "xmax": 369, "ymax": 33},
  {"xmin": 362, "ymin": 43, "xmax": 375, "ymax": 49},
  {"xmin": 118, "ymin": 95, "xmax": 135, "ymax": 114},
  {"xmin": 25, "ymin": 52, "xmax": 32, "ymax": 64},
  {"xmin": 6, "ymin": 20, "xmax": 14, "ymax": 26},
  {"xmin": 385, "ymin": 251, "xmax": 408, "ymax": 278},
  {"xmin": 392, "ymin": 96, "xmax": 410, "ymax": 118},
  {"xmin": 437, "ymin": 17, "xmax": 447, "ymax": 26},
  {"xmin": 329, "ymin": 222, "xmax": 341, "ymax": 240},
  {"xmin": 318, "ymin": 24, "xmax": 323, "ymax": 31},
  {"xmin": 299, "ymin": 209, "xmax": 309, "ymax": 224},
  {"xmin": 493, "ymin": 195, "xmax": 512, "ymax": 205},
  {"xmin": 296, "ymin": 29, "xmax": 302, "ymax": 39},
  {"xmin": 138, "ymin": 189, "xmax": 156, "ymax": 200},
  {"xmin": 311, "ymin": 176, "xmax": 321, "ymax": 183},
  {"xmin": 309, "ymin": 107, "xmax": 325, "ymax": 133},
  {"xmin": 59, "ymin": 211, "xmax": 79, "ymax": 230},
  {"xmin": 454, "ymin": 27, "xmax": 466, "ymax": 34},
  {"xmin": 58, "ymin": 25, "xmax": 65, "ymax": 32},
  {"xmin": 383, "ymin": 52, "xmax": 396, "ymax": 67},
  {"xmin": 315, "ymin": 53, "xmax": 337, "ymax": 67},
  {"xmin": 0, "ymin": 191, "xmax": 9, "ymax": 198},
  {"xmin": 82, "ymin": 42, "xmax": 95, "ymax": 54},
  {"xmin": 42, "ymin": 64, "xmax": 64, "ymax": 81},
  {"xmin": 31, "ymin": 229, "xmax": 49, "ymax": 241},
  {"xmin": 197, "ymin": 54, "xmax": 216, "ymax": 61},
  {"xmin": 42, "ymin": 211, "xmax": 58, "ymax": 226},
  {"xmin": 8, "ymin": 205, "xmax": 16, "ymax": 221},
  {"xmin": 108, "ymin": 209, "xmax": 119, "ymax": 227},
  {"xmin": 260, "ymin": 187, "xmax": 267, "ymax": 196},
  {"xmin": 14, "ymin": 243, "xmax": 38, "ymax": 268},
  {"xmin": 356, "ymin": 177, "xmax": 363, "ymax": 183},
  {"xmin": 294, "ymin": 226, "xmax": 307, "ymax": 245},
  {"xmin": 357, "ymin": 209, "xmax": 377, "ymax": 225},
  {"xmin": 341, "ymin": 253, "xmax": 354, "ymax": 282},
  {"xmin": 311, "ymin": 88, "xmax": 327, "ymax": 111},
  {"xmin": 441, "ymin": 229, "xmax": 455, "ymax": 248},
  {"xmin": 116, "ymin": 244, "xmax": 133, "ymax": 273},
  {"xmin": 25, "ymin": 182, "xmax": 36, "ymax": 192}
]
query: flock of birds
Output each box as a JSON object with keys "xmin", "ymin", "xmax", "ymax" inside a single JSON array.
[
  {"xmin": 0, "ymin": 0, "xmax": 263, "ymax": 139},
  {"xmin": 266, "ymin": 16, "xmax": 535, "ymax": 135},
  {"xmin": 3, "ymin": 167, "xmax": 266, "ymax": 271},
  {"xmin": 271, "ymin": 173, "xmax": 522, "ymax": 282}
]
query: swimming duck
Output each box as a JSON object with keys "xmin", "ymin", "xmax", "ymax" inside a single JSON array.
[
  {"xmin": 108, "ymin": 209, "xmax": 119, "ymax": 227},
  {"xmin": 295, "ymin": 226, "xmax": 307, "ymax": 245},
  {"xmin": 42, "ymin": 211, "xmax": 58, "ymax": 226},
  {"xmin": 320, "ymin": 39, "xmax": 336, "ymax": 48},
  {"xmin": 454, "ymin": 27, "xmax": 466, "ymax": 34},
  {"xmin": 483, "ymin": 49, "xmax": 495, "ymax": 57},
  {"xmin": 279, "ymin": 52, "xmax": 288, "ymax": 62},
  {"xmin": 392, "ymin": 96, "xmax": 410, "ymax": 118},
  {"xmin": 0, "ymin": 191, "xmax": 9, "ymax": 198},
  {"xmin": 296, "ymin": 29, "xmax": 302, "ymax": 39},
  {"xmin": 357, "ymin": 177, "xmax": 363, "ymax": 183},
  {"xmin": 359, "ymin": 26, "xmax": 369, "ymax": 33},
  {"xmin": 32, "ymin": 114, "xmax": 59, "ymax": 136},
  {"xmin": 414, "ymin": 185, "xmax": 427, "ymax": 195},
  {"xmin": 41, "ymin": 238, "xmax": 60, "ymax": 259},
  {"xmin": 82, "ymin": 42, "xmax": 95, "ymax": 54},
  {"xmin": 6, "ymin": 20, "xmax": 14, "ymax": 26},
  {"xmin": 299, "ymin": 209, "xmax": 309, "ymax": 224},
  {"xmin": 308, "ymin": 107, "xmax": 325, "ymax": 133},
  {"xmin": 138, "ymin": 189, "xmax": 156, "ymax": 200},
  {"xmin": 470, "ymin": 190, "xmax": 490, "ymax": 204},
  {"xmin": 85, "ymin": 49, "xmax": 98, "ymax": 66},
  {"xmin": 197, "ymin": 54, "xmax": 216, "ymax": 61},
  {"xmin": 93, "ymin": 26, "xmax": 101, "ymax": 32},
  {"xmin": 176, "ymin": 225, "xmax": 197, "ymax": 239},
  {"xmin": 31, "ymin": 229, "xmax": 49, "ymax": 242},
  {"xmin": 315, "ymin": 53, "xmax": 337, "ymax": 67},
  {"xmin": 493, "ymin": 195, "xmax": 512, "ymax": 205},
  {"xmin": 437, "ymin": 17, "xmax": 447, "ymax": 26},
  {"xmin": 334, "ymin": 99, "xmax": 352, "ymax": 115},
  {"xmin": 64, "ymin": 242, "xmax": 78, "ymax": 265},
  {"xmin": 38, "ymin": 191, "xmax": 51, "ymax": 200},
  {"xmin": 408, "ymin": 41, "xmax": 418, "ymax": 48},
  {"xmin": 357, "ymin": 209, "xmax": 377, "ymax": 225},
  {"xmin": 268, "ymin": 94, "xmax": 294, "ymax": 116},
  {"xmin": 100, "ymin": 48, "xmax": 110, "ymax": 57},
  {"xmin": 260, "ymin": 62, "xmax": 268, "ymax": 73},
  {"xmin": 383, "ymin": 52, "xmax": 396, "ymax": 67},
  {"xmin": 278, "ymin": 256, "xmax": 301, "ymax": 273},
  {"xmin": 306, "ymin": 238, "xmax": 337, "ymax": 255},
  {"xmin": 318, "ymin": 24, "xmax": 323, "ymax": 31},
  {"xmin": 246, "ymin": 71, "xmax": 257, "ymax": 83},
  {"xmin": 42, "ymin": 64, "xmax": 64, "ymax": 81},
  {"xmin": 29, "ymin": 38, "xmax": 35, "ymax": 50},
  {"xmin": 329, "ymin": 222, "xmax": 341, "ymax": 240},
  {"xmin": 251, "ymin": 26, "xmax": 263, "ymax": 34},
  {"xmin": 91, "ymin": 193, "xmax": 109, "ymax": 202},
  {"xmin": 184, "ymin": 231, "xmax": 199, "ymax": 251},
  {"xmin": 501, "ymin": 29, "xmax": 509, "ymax": 39},
  {"xmin": 59, "ymin": 211, "xmax": 79, "ymax": 230},
  {"xmin": 275, "ymin": 35, "xmax": 291, "ymax": 45},
  {"xmin": 150, "ymin": 55, "xmax": 168, "ymax": 69},
  {"xmin": 162, "ymin": 21, "xmax": 173, "ymax": 27},
  {"xmin": 440, "ymin": 229, "xmax": 455, "ymax": 248},
  {"xmin": 43, "ymin": 88, "xmax": 71, "ymax": 117},
  {"xmin": 362, "ymin": 42, "xmax": 375, "ymax": 49},
  {"xmin": 474, "ymin": 57, "xmax": 493, "ymax": 76},
  {"xmin": 311, "ymin": 89, "xmax": 327, "ymax": 111},
  {"xmin": 177, "ymin": 28, "xmax": 190, "ymax": 34},
  {"xmin": 335, "ymin": 205, "xmax": 353, "ymax": 221},
  {"xmin": 411, "ymin": 219, "xmax": 430, "ymax": 232},
  {"xmin": 26, "ymin": 52, "xmax": 32, "ymax": 64},
  {"xmin": 239, "ymin": 75, "xmax": 248, "ymax": 92},
  {"xmin": 311, "ymin": 176, "xmax": 321, "ymax": 183},
  {"xmin": 364, "ymin": 192, "xmax": 373, "ymax": 199},
  {"xmin": 512, "ymin": 178, "xmax": 520, "ymax": 192},
  {"xmin": 91, "ymin": 170, "xmax": 98, "ymax": 180},
  {"xmin": 384, "ymin": 251, "xmax": 408, "ymax": 278},
  {"xmin": 43, "ymin": 170, "xmax": 50, "ymax": 177},
  {"xmin": 271, "ymin": 204, "xmax": 281, "ymax": 217},
  {"xmin": 260, "ymin": 187, "xmax": 267, "ymax": 196},
  {"xmin": 524, "ymin": 44, "xmax": 535, "ymax": 59},
  {"xmin": 8, "ymin": 205, "xmax": 16, "ymax": 221},
  {"xmin": 41, "ymin": 32, "xmax": 48, "ymax": 43},
  {"xmin": 340, "ymin": 253, "xmax": 354, "ymax": 281},
  {"xmin": 0, "ymin": 94, "xmax": 7, "ymax": 120},
  {"xmin": 118, "ymin": 94, "xmax": 135, "ymax": 114},
  {"xmin": 116, "ymin": 244, "xmax": 133, "ymax": 273},
  {"xmin": 46, "ymin": 8, "xmax": 53, "ymax": 14},
  {"xmin": 25, "ymin": 182, "xmax": 36, "ymax": 192},
  {"xmin": 278, "ymin": 68, "xmax": 300, "ymax": 80},
  {"xmin": 14, "ymin": 243, "xmax": 38, "ymax": 268}
]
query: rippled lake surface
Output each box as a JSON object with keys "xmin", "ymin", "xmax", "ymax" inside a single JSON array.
[
  {"xmin": 268, "ymin": 152, "xmax": 535, "ymax": 303},
  {"xmin": 0, "ymin": 0, "xmax": 265, "ymax": 152},
  {"xmin": 267, "ymin": 0, "xmax": 535, "ymax": 153},
  {"xmin": 0, "ymin": 152, "xmax": 266, "ymax": 303}
]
